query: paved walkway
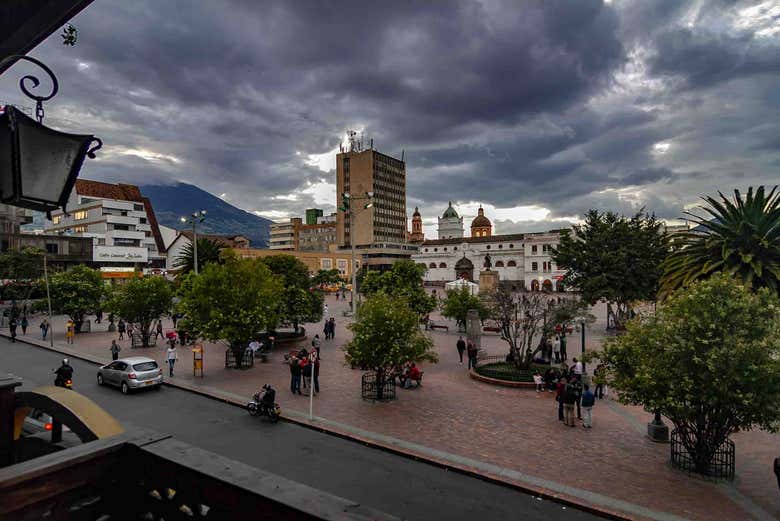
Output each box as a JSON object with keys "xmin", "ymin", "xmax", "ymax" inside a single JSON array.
[{"xmin": 10, "ymin": 296, "xmax": 780, "ymax": 521}]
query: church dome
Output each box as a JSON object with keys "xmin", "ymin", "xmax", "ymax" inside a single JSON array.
[
  {"xmin": 442, "ymin": 201, "xmax": 459, "ymax": 219},
  {"xmin": 471, "ymin": 206, "xmax": 491, "ymax": 228},
  {"xmin": 413, "ymin": 206, "xmax": 421, "ymax": 217}
]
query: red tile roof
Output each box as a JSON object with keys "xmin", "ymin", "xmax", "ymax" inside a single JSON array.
[{"xmin": 74, "ymin": 179, "xmax": 144, "ymax": 202}]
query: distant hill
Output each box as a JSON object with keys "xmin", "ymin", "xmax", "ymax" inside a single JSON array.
[{"xmin": 140, "ymin": 182, "xmax": 271, "ymax": 248}]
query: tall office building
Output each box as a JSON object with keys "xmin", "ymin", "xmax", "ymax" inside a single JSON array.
[
  {"xmin": 336, "ymin": 140, "xmax": 417, "ymax": 268},
  {"xmin": 305, "ymin": 208, "xmax": 323, "ymax": 225}
]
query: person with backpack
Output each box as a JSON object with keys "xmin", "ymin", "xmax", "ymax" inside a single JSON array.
[{"xmin": 581, "ymin": 384, "xmax": 596, "ymax": 428}]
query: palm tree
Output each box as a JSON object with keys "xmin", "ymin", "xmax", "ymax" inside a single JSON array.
[
  {"xmin": 660, "ymin": 186, "xmax": 780, "ymax": 298},
  {"xmin": 174, "ymin": 238, "xmax": 224, "ymax": 274}
]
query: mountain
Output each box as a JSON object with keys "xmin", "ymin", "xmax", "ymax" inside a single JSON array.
[{"xmin": 140, "ymin": 182, "xmax": 271, "ymax": 247}]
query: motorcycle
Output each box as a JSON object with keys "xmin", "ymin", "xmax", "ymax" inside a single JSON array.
[
  {"xmin": 247, "ymin": 384, "xmax": 281, "ymax": 423},
  {"xmin": 54, "ymin": 359, "xmax": 73, "ymax": 390}
]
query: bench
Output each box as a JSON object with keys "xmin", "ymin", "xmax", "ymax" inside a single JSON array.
[
  {"xmin": 482, "ymin": 326, "xmax": 500, "ymax": 333},
  {"xmin": 429, "ymin": 324, "xmax": 449, "ymax": 331},
  {"xmin": 398, "ymin": 371, "xmax": 424, "ymax": 388}
]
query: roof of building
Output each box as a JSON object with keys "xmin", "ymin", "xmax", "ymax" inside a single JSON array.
[
  {"xmin": 441, "ymin": 201, "xmax": 459, "ymax": 219},
  {"xmin": 141, "ymin": 197, "xmax": 165, "ymax": 253},
  {"xmin": 421, "ymin": 233, "xmax": 526, "ymax": 246},
  {"xmin": 74, "ymin": 179, "xmax": 144, "ymax": 202},
  {"xmin": 413, "ymin": 207, "xmax": 421, "ymax": 217},
  {"xmin": 169, "ymin": 230, "xmax": 249, "ymax": 252},
  {"xmin": 470, "ymin": 206, "xmax": 491, "ymax": 228}
]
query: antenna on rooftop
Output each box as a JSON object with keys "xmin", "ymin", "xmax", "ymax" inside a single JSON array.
[
  {"xmin": 346, "ymin": 129, "xmax": 363, "ymax": 152},
  {"xmin": 401, "ymin": 149, "xmax": 405, "ymax": 162}
]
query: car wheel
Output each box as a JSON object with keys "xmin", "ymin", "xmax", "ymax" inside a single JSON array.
[
  {"xmin": 121, "ymin": 382, "xmax": 130, "ymax": 395},
  {"xmin": 97, "ymin": 374, "xmax": 104, "ymax": 386}
]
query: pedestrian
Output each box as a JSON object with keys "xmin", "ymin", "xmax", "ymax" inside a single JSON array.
[
  {"xmin": 329, "ymin": 317, "xmax": 336, "ymax": 339},
  {"xmin": 20, "ymin": 316, "xmax": 28, "ymax": 335},
  {"xmin": 66, "ymin": 319, "xmax": 75, "ymax": 344},
  {"xmin": 556, "ymin": 377, "xmax": 566, "ymax": 421},
  {"xmin": 96, "ymin": 310, "xmax": 103, "ymax": 324},
  {"xmin": 467, "ymin": 340, "xmax": 478, "ymax": 369},
  {"xmin": 572, "ymin": 376, "xmax": 583, "ymax": 420},
  {"xmin": 581, "ymin": 384, "xmax": 595, "ymax": 428},
  {"xmin": 456, "ymin": 335, "xmax": 466, "ymax": 365},
  {"xmin": 39, "ymin": 318, "xmax": 49, "ymax": 340},
  {"xmin": 312, "ymin": 334, "xmax": 321, "ymax": 357},
  {"xmin": 572, "ymin": 357, "xmax": 583, "ymax": 378},
  {"xmin": 323, "ymin": 303, "xmax": 329, "ymax": 316},
  {"xmin": 563, "ymin": 379, "xmax": 577, "ymax": 427},
  {"xmin": 533, "ymin": 371, "xmax": 543, "ymax": 393},
  {"xmin": 323, "ymin": 320, "xmax": 330, "ymax": 340},
  {"xmin": 311, "ymin": 352, "xmax": 320, "ymax": 394},
  {"xmin": 560, "ymin": 334, "xmax": 568, "ymax": 361},
  {"xmin": 290, "ymin": 356, "xmax": 302, "ymax": 394},
  {"xmin": 172, "ymin": 313, "xmax": 178, "ymax": 329},
  {"xmin": 9, "ymin": 317, "xmax": 17, "ymax": 342},
  {"xmin": 552, "ymin": 335, "xmax": 561, "ymax": 364},
  {"xmin": 302, "ymin": 355, "xmax": 312, "ymax": 390},
  {"xmin": 156, "ymin": 320, "xmax": 164, "ymax": 339},
  {"xmin": 166, "ymin": 344, "xmax": 178, "ymax": 377},
  {"xmin": 594, "ymin": 363, "xmax": 606, "ymax": 399},
  {"xmin": 117, "ymin": 319, "xmax": 126, "ymax": 341},
  {"xmin": 299, "ymin": 355, "xmax": 308, "ymax": 390},
  {"xmin": 110, "ymin": 340, "xmax": 121, "ymax": 361}
]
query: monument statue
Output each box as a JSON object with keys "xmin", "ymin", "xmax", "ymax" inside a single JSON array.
[{"xmin": 483, "ymin": 253, "xmax": 492, "ymax": 270}]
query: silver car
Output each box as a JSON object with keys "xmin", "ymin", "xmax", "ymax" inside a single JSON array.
[{"xmin": 97, "ymin": 357, "xmax": 163, "ymax": 394}]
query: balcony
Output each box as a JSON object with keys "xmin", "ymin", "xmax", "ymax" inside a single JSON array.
[
  {"xmin": 106, "ymin": 229, "xmax": 145, "ymax": 241},
  {"xmin": 105, "ymin": 214, "xmax": 138, "ymax": 226}
]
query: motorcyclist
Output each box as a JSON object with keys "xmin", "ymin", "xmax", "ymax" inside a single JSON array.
[
  {"xmin": 260, "ymin": 384, "xmax": 276, "ymax": 411},
  {"xmin": 54, "ymin": 358, "xmax": 74, "ymax": 388}
]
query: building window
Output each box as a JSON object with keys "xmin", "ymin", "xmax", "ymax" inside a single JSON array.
[
  {"xmin": 498, "ymin": 244, "xmax": 502, "ymax": 249},
  {"xmin": 531, "ymin": 245, "xmax": 537, "ymax": 254},
  {"xmin": 486, "ymin": 245, "xmax": 491, "ymax": 249},
  {"xmin": 134, "ymin": 204, "xmax": 144, "ymax": 211},
  {"xmin": 429, "ymin": 262, "xmax": 437, "ymax": 268},
  {"xmin": 507, "ymin": 260, "xmax": 517, "ymax": 267},
  {"xmin": 439, "ymin": 262, "xmax": 447, "ymax": 268},
  {"xmin": 52, "ymin": 215, "xmax": 62, "ymax": 225},
  {"xmin": 434, "ymin": 248, "xmax": 438, "ymax": 252},
  {"xmin": 139, "ymin": 217, "xmax": 147, "ymax": 224},
  {"xmin": 321, "ymin": 259, "xmax": 333, "ymax": 269},
  {"xmin": 509, "ymin": 244, "xmax": 514, "ymax": 248},
  {"xmin": 71, "ymin": 225, "xmax": 87, "ymax": 233},
  {"xmin": 424, "ymin": 248, "xmax": 428, "ymax": 252},
  {"xmin": 443, "ymin": 247, "xmax": 447, "ymax": 251},
  {"xmin": 73, "ymin": 210, "xmax": 88, "ymax": 220},
  {"xmin": 531, "ymin": 261, "xmax": 537, "ymax": 271},
  {"xmin": 453, "ymin": 246, "xmax": 457, "ymax": 251},
  {"xmin": 495, "ymin": 260, "xmax": 504, "ymax": 268},
  {"xmin": 45, "ymin": 243, "xmax": 58, "ymax": 254}
]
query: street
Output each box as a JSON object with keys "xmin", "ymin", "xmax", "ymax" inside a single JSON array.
[{"xmin": 1, "ymin": 337, "xmax": 599, "ymax": 521}]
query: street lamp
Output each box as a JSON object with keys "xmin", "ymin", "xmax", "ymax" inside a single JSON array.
[
  {"xmin": 0, "ymin": 56, "xmax": 101, "ymax": 215},
  {"xmin": 339, "ymin": 191, "xmax": 373, "ymax": 312},
  {"xmin": 180, "ymin": 210, "xmax": 207, "ymax": 274}
]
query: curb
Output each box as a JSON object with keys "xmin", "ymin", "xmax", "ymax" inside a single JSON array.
[{"xmin": 5, "ymin": 332, "xmax": 634, "ymax": 521}]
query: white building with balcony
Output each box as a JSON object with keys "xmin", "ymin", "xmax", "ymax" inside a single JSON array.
[{"xmin": 44, "ymin": 180, "xmax": 166, "ymax": 270}]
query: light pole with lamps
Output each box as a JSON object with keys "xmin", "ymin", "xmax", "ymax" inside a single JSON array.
[
  {"xmin": 339, "ymin": 191, "xmax": 373, "ymax": 312},
  {"xmin": 180, "ymin": 210, "xmax": 207, "ymax": 275}
]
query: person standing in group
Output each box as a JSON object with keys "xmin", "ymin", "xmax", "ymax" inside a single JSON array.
[
  {"xmin": 66, "ymin": 319, "xmax": 75, "ymax": 344},
  {"xmin": 581, "ymin": 384, "xmax": 595, "ymax": 428},
  {"xmin": 552, "ymin": 335, "xmax": 561, "ymax": 363},
  {"xmin": 117, "ymin": 319, "xmax": 126, "ymax": 341},
  {"xmin": 310, "ymin": 351, "xmax": 320, "ymax": 394},
  {"xmin": 323, "ymin": 320, "xmax": 331, "ymax": 340},
  {"xmin": 563, "ymin": 379, "xmax": 578, "ymax": 427},
  {"xmin": 155, "ymin": 320, "xmax": 164, "ymax": 339},
  {"xmin": 166, "ymin": 344, "xmax": 178, "ymax": 377},
  {"xmin": 289, "ymin": 355, "xmax": 302, "ymax": 394},
  {"xmin": 312, "ymin": 334, "xmax": 322, "ymax": 357},
  {"xmin": 20, "ymin": 316, "xmax": 28, "ymax": 335},
  {"xmin": 456, "ymin": 336, "xmax": 466, "ymax": 365},
  {"xmin": 572, "ymin": 375, "xmax": 583, "ymax": 420},
  {"xmin": 560, "ymin": 334, "xmax": 567, "ymax": 361},
  {"xmin": 110, "ymin": 340, "xmax": 121, "ymax": 361},
  {"xmin": 39, "ymin": 318, "xmax": 49, "ymax": 340},
  {"xmin": 9, "ymin": 317, "xmax": 17, "ymax": 343},
  {"xmin": 572, "ymin": 357, "xmax": 583, "ymax": 379},
  {"xmin": 556, "ymin": 377, "xmax": 567, "ymax": 422},
  {"xmin": 467, "ymin": 341, "xmax": 478, "ymax": 370}
]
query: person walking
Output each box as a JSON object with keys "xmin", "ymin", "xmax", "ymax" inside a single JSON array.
[
  {"xmin": 329, "ymin": 317, "xmax": 336, "ymax": 340},
  {"xmin": 581, "ymin": 384, "xmax": 595, "ymax": 428},
  {"xmin": 20, "ymin": 316, "xmax": 28, "ymax": 335},
  {"xmin": 110, "ymin": 340, "xmax": 121, "ymax": 361},
  {"xmin": 456, "ymin": 336, "xmax": 466, "ymax": 365},
  {"xmin": 560, "ymin": 334, "xmax": 568, "ymax": 361},
  {"xmin": 166, "ymin": 344, "xmax": 178, "ymax": 377},
  {"xmin": 155, "ymin": 320, "xmax": 164, "ymax": 339},
  {"xmin": 563, "ymin": 379, "xmax": 577, "ymax": 427},
  {"xmin": 552, "ymin": 335, "xmax": 561, "ymax": 364},
  {"xmin": 556, "ymin": 377, "xmax": 566, "ymax": 422},
  {"xmin": 323, "ymin": 303, "xmax": 329, "ymax": 317},
  {"xmin": 572, "ymin": 357, "xmax": 583, "ymax": 379},
  {"xmin": 323, "ymin": 320, "xmax": 331, "ymax": 340},
  {"xmin": 290, "ymin": 356, "xmax": 302, "ymax": 394},
  {"xmin": 117, "ymin": 319, "xmax": 126, "ymax": 341},
  {"xmin": 9, "ymin": 317, "xmax": 17, "ymax": 342},
  {"xmin": 66, "ymin": 319, "xmax": 75, "ymax": 345},
  {"xmin": 593, "ymin": 363, "xmax": 606, "ymax": 399},
  {"xmin": 467, "ymin": 341, "xmax": 478, "ymax": 369},
  {"xmin": 39, "ymin": 318, "xmax": 49, "ymax": 340}
]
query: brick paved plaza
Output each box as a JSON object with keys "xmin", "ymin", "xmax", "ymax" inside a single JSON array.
[{"xmin": 10, "ymin": 293, "xmax": 780, "ymax": 521}]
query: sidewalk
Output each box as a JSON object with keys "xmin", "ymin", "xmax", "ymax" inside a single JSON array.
[{"xmin": 10, "ymin": 299, "xmax": 780, "ymax": 521}]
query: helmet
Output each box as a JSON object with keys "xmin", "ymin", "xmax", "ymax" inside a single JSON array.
[{"xmin": 62, "ymin": 358, "xmax": 69, "ymax": 365}]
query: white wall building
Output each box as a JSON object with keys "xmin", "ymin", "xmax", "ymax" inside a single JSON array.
[
  {"xmin": 44, "ymin": 180, "xmax": 166, "ymax": 269},
  {"xmin": 437, "ymin": 201, "xmax": 464, "ymax": 239}
]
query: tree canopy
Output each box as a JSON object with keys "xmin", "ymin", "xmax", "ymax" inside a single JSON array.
[
  {"xmin": 177, "ymin": 254, "xmax": 282, "ymax": 355},
  {"xmin": 261, "ymin": 254, "xmax": 323, "ymax": 331},
  {"xmin": 600, "ymin": 273, "xmax": 780, "ymax": 475},
  {"xmin": 107, "ymin": 276, "xmax": 173, "ymax": 347},
  {"xmin": 312, "ymin": 268, "xmax": 343, "ymax": 286},
  {"xmin": 174, "ymin": 237, "xmax": 224, "ymax": 274},
  {"xmin": 552, "ymin": 209, "xmax": 667, "ymax": 327},
  {"xmin": 661, "ymin": 186, "xmax": 780, "ymax": 298},
  {"xmin": 0, "ymin": 247, "xmax": 44, "ymax": 303},
  {"xmin": 361, "ymin": 260, "xmax": 435, "ymax": 316},
  {"xmin": 47, "ymin": 265, "xmax": 105, "ymax": 331},
  {"xmin": 344, "ymin": 292, "xmax": 437, "ymax": 374},
  {"xmin": 440, "ymin": 286, "xmax": 489, "ymax": 330}
]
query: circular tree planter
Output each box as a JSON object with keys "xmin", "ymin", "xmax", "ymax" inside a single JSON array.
[
  {"xmin": 361, "ymin": 371, "xmax": 396, "ymax": 401},
  {"xmin": 469, "ymin": 356, "xmax": 543, "ymax": 389}
]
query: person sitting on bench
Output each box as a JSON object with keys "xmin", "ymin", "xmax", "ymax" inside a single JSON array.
[{"xmin": 402, "ymin": 363, "xmax": 422, "ymax": 388}]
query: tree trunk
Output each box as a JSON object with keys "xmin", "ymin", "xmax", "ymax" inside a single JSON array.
[{"xmin": 376, "ymin": 368, "xmax": 386, "ymax": 401}]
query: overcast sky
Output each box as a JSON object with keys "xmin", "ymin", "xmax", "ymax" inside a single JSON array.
[{"xmin": 1, "ymin": 0, "xmax": 778, "ymax": 236}]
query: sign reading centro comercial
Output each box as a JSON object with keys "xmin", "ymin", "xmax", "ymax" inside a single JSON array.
[{"xmin": 93, "ymin": 246, "xmax": 148, "ymax": 263}]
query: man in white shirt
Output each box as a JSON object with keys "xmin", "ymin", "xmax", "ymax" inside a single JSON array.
[{"xmin": 573, "ymin": 357, "xmax": 583, "ymax": 376}]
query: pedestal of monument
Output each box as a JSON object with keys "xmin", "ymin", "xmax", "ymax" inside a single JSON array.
[{"xmin": 479, "ymin": 270, "xmax": 499, "ymax": 294}]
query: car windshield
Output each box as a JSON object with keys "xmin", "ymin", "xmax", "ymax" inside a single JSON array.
[{"xmin": 133, "ymin": 361, "xmax": 158, "ymax": 372}]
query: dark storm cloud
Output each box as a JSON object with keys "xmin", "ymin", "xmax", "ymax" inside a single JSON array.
[{"xmin": 0, "ymin": 0, "xmax": 776, "ymax": 227}]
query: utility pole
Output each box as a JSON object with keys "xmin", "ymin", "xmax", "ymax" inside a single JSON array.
[
  {"xmin": 43, "ymin": 255, "xmax": 53, "ymax": 348},
  {"xmin": 340, "ymin": 192, "xmax": 373, "ymax": 313},
  {"xmin": 181, "ymin": 210, "xmax": 206, "ymax": 275}
]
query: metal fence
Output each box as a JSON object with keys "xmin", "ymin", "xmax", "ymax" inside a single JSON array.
[
  {"xmin": 225, "ymin": 348, "xmax": 254, "ymax": 370},
  {"xmin": 361, "ymin": 371, "xmax": 396, "ymax": 401},
  {"xmin": 670, "ymin": 429, "xmax": 735, "ymax": 480}
]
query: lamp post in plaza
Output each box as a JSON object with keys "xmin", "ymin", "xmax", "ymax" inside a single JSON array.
[
  {"xmin": 180, "ymin": 210, "xmax": 207, "ymax": 274},
  {"xmin": 339, "ymin": 191, "xmax": 373, "ymax": 312}
]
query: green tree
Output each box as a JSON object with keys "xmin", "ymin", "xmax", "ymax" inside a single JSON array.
[
  {"xmin": 660, "ymin": 186, "xmax": 780, "ymax": 298},
  {"xmin": 440, "ymin": 286, "xmax": 489, "ymax": 330},
  {"xmin": 261, "ymin": 254, "xmax": 323, "ymax": 331},
  {"xmin": 107, "ymin": 276, "xmax": 173, "ymax": 347},
  {"xmin": 312, "ymin": 268, "xmax": 343, "ymax": 286},
  {"xmin": 0, "ymin": 247, "xmax": 44, "ymax": 304},
  {"xmin": 174, "ymin": 238, "xmax": 223, "ymax": 274},
  {"xmin": 361, "ymin": 260, "xmax": 435, "ymax": 317},
  {"xmin": 47, "ymin": 265, "xmax": 105, "ymax": 332},
  {"xmin": 177, "ymin": 254, "xmax": 282, "ymax": 362},
  {"xmin": 344, "ymin": 293, "xmax": 438, "ymax": 396},
  {"xmin": 552, "ymin": 209, "xmax": 667, "ymax": 328},
  {"xmin": 600, "ymin": 274, "xmax": 780, "ymax": 475}
]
